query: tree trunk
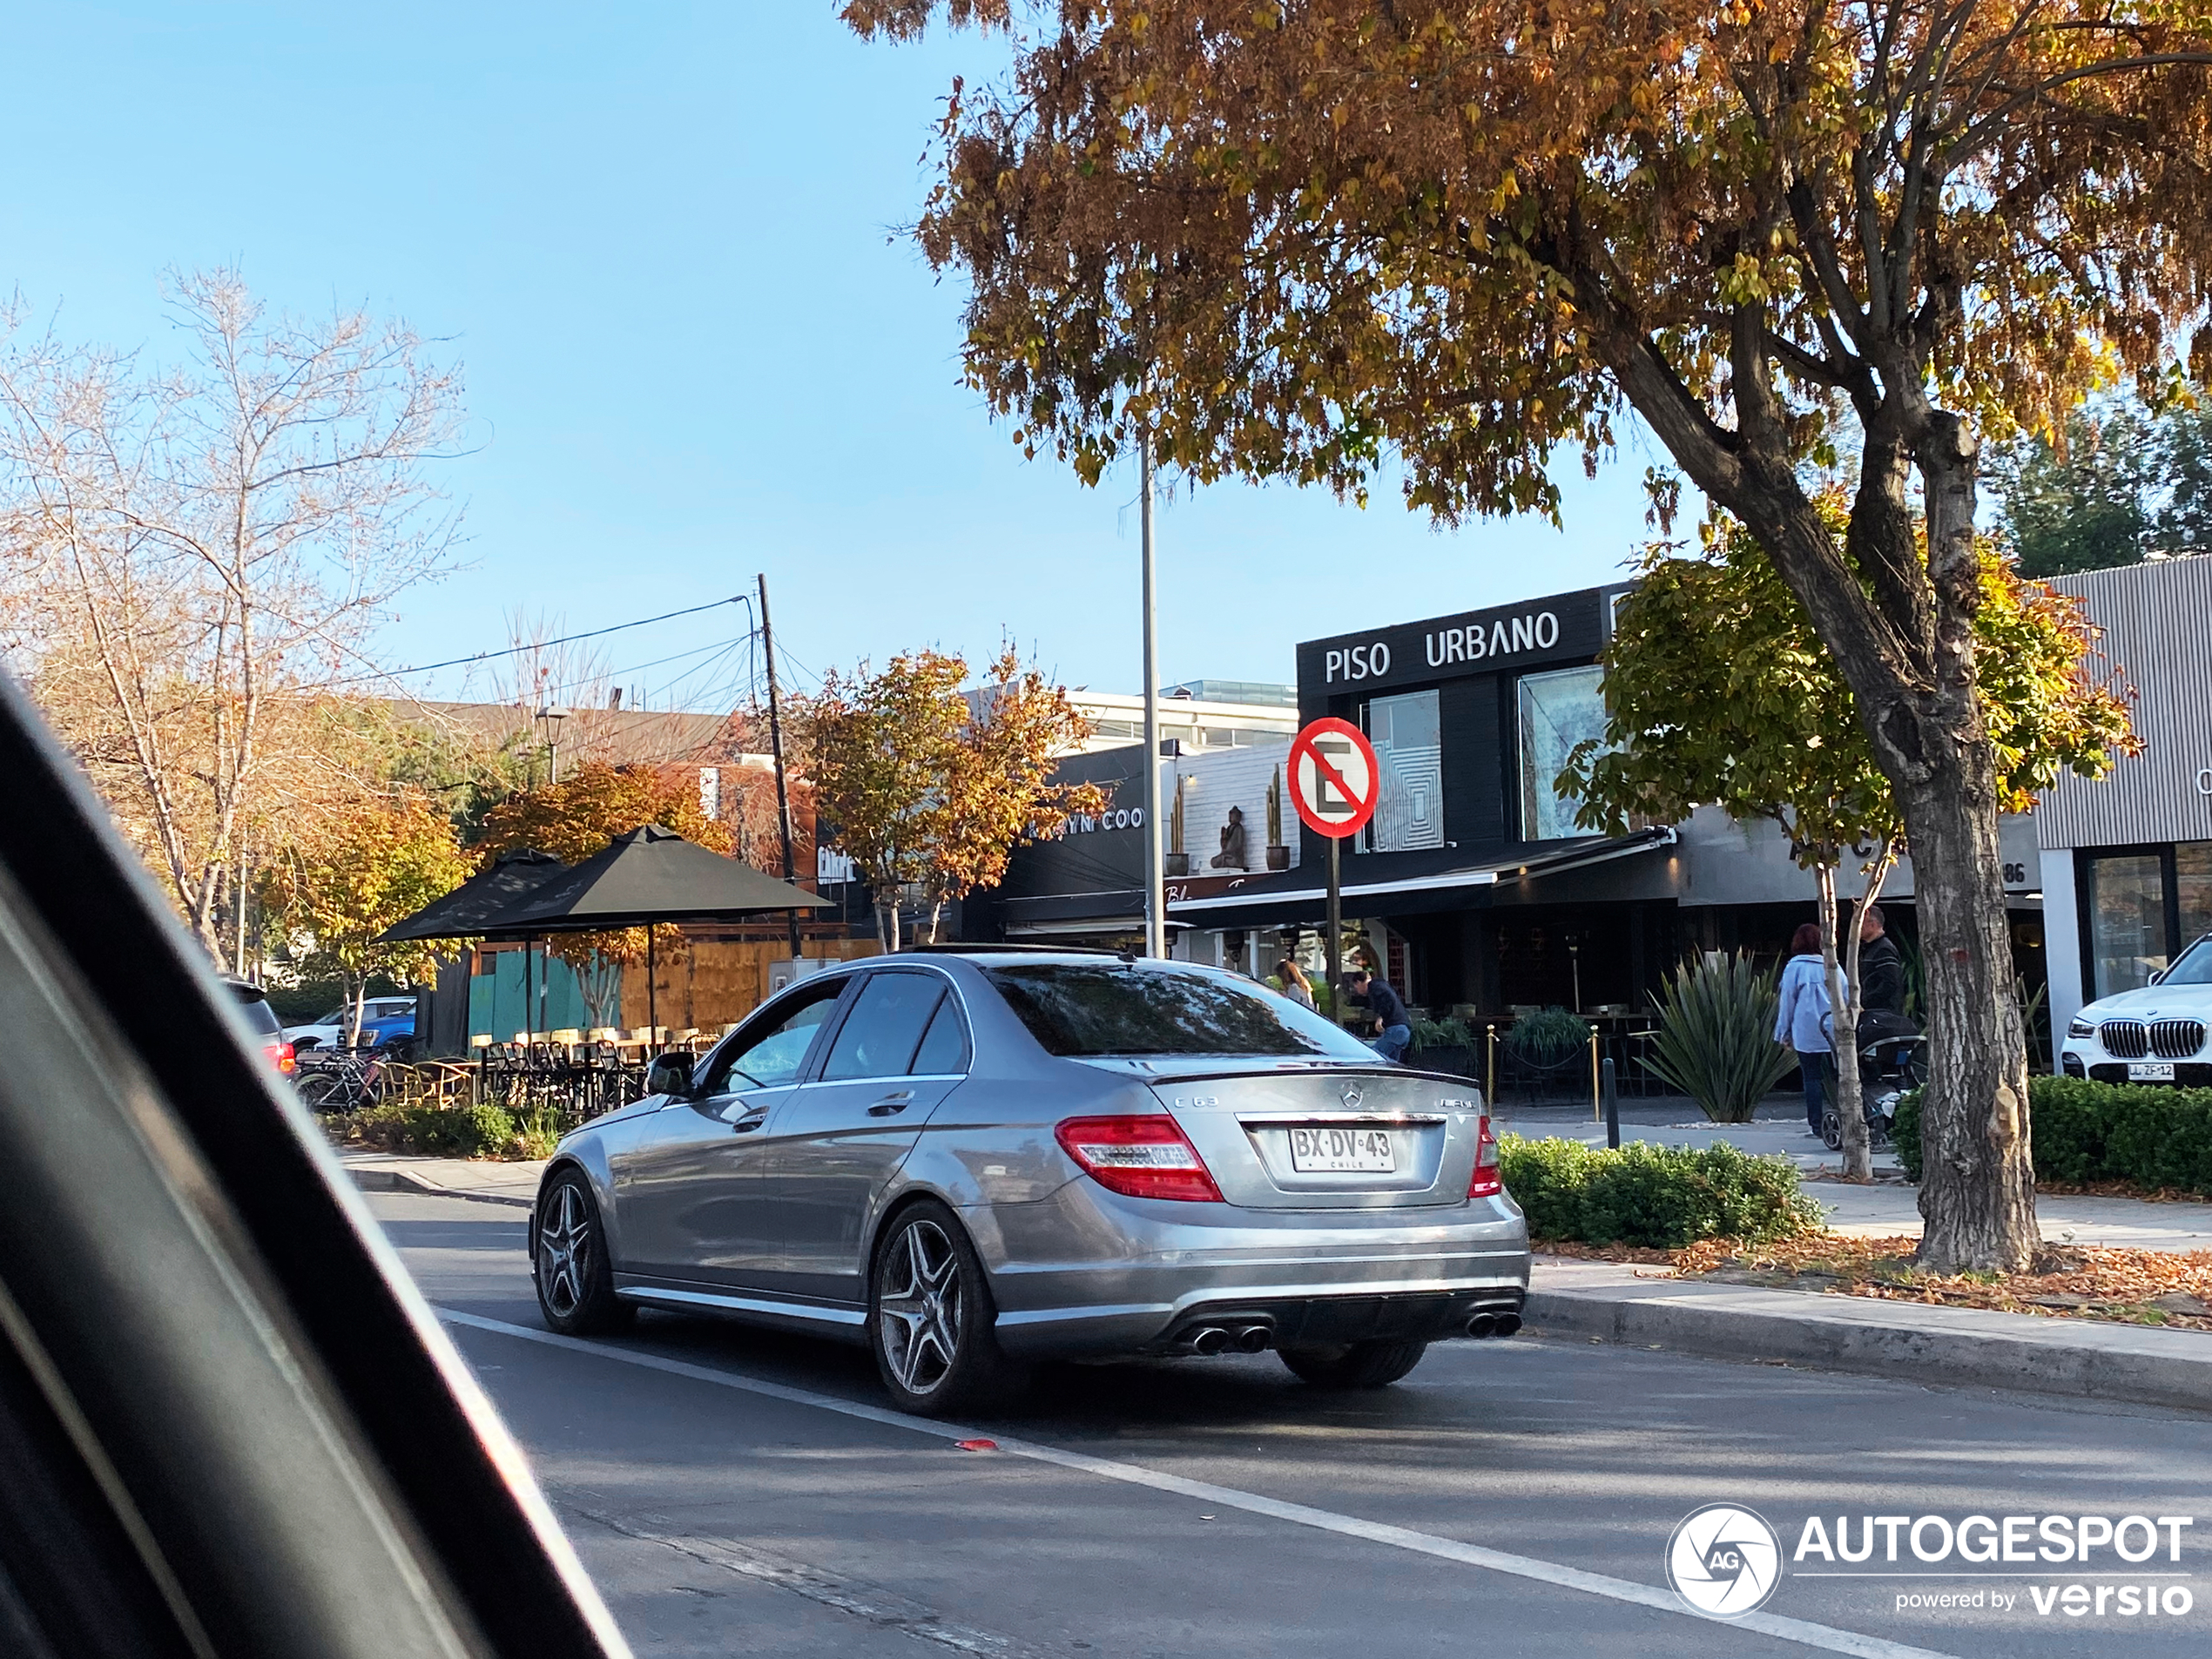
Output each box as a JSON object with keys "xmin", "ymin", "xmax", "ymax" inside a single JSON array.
[
  {"xmin": 1837, "ymin": 845, "xmax": 1898, "ymax": 1184},
  {"xmin": 1814, "ymin": 864, "xmax": 1870, "ymax": 1181},
  {"xmin": 346, "ymin": 977, "xmax": 367, "ymax": 1049}
]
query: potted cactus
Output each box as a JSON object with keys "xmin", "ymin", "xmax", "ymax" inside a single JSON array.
[
  {"xmin": 1264, "ymin": 765, "xmax": 1290, "ymax": 870},
  {"xmin": 1164, "ymin": 776, "xmax": 1190, "ymax": 876}
]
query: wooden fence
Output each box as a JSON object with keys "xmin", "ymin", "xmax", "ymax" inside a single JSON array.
[{"xmin": 618, "ymin": 936, "xmax": 881, "ymax": 1032}]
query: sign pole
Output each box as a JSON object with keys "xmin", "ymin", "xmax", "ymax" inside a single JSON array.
[
  {"xmin": 1325, "ymin": 835, "xmax": 1342, "ymax": 1027},
  {"xmin": 1287, "ymin": 714, "xmax": 1379, "ymax": 1028},
  {"xmin": 1140, "ymin": 429, "xmax": 1164, "ymax": 959}
]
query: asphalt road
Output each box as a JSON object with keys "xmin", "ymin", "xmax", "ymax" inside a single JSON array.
[{"xmin": 370, "ymin": 1190, "xmax": 2212, "ymax": 1659}]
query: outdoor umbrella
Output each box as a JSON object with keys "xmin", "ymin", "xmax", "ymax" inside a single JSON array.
[
  {"xmin": 477, "ymin": 826, "xmax": 830, "ymax": 1034},
  {"xmin": 373, "ymin": 847, "xmax": 566, "ymax": 943},
  {"xmin": 371, "ymin": 847, "xmax": 570, "ymax": 1047}
]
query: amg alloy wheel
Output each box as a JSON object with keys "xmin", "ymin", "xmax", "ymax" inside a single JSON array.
[
  {"xmin": 533, "ymin": 1171, "xmax": 632, "ymax": 1336},
  {"xmin": 868, "ymin": 1200, "xmax": 1024, "ymax": 1416}
]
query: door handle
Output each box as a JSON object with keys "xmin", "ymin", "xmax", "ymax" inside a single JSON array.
[
  {"xmin": 731, "ymin": 1113, "xmax": 768, "ymax": 1133},
  {"xmin": 867, "ymin": 1090, "xmax": 914, "ymax": 1117}
]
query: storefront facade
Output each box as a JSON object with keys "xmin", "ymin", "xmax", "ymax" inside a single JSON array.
[
  {"xmin": 1167, "ymin": 583, "xmax": 2045, "ymax": 1016},
  {"xmin": 2035, "ymin": 558, "xmax": 2212, "ymax": 1037}
]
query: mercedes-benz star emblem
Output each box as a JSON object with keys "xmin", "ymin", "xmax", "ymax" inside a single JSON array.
[
  {"xmin": 1340, "ymin": 1083, "xmax": 1364, "ymax": 1108},
  {"xmin": 1665, "ymin": 1504, "xmax": 1783, "ymax": 1619}
]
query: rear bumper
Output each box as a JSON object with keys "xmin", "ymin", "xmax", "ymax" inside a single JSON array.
[{"xmin": 968, "ymin": 1179, "xmax": 1530, "ymax": 1358}]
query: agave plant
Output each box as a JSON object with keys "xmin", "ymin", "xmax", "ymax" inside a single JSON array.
[{"xmin": 1641, "ymin": 952, "xmax": 1797, "ymax": 1123}]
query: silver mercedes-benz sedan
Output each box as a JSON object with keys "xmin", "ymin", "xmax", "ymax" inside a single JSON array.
[{"xmin": 529, "ymin": 948, "xmax": 1530, "ymax": 1414}]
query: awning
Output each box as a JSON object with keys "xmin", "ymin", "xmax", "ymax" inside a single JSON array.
[{"xmin": 1166, "ymin": 828, "xmax": 1677, "ymax": 931}]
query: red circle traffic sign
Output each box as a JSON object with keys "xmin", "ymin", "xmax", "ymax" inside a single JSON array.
[{"xmin": 1288, "ymin": 717, "xmax": 1380, "ymax": 840}]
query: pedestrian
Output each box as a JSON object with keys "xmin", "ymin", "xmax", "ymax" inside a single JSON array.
[
  {"xmin": 1857, "ymin": 903, "xmax": 1905, "ymax": 1016},
  {"xmin": 1344, "ymin": 967, "xmax": 1413, "ymax": 1063},
  {"xmin": 1275, "ymin": 958, "xmax": 1317, "ymax": 1011},
  {"xmin": 1774, "ymin": 922, "xmax": 1844, "ymax": 1136}
]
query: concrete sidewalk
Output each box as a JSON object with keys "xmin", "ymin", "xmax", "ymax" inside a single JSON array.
[
  {"xmin": 1528, "ymin": 1252, "xmax": 2212, "ymax": 1413},
  {"xmin": 341, "ymin": 1151, "xmax": 543, "ymax": 1207}
]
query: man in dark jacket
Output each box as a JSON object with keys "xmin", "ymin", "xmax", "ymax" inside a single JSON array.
[
  {"xmin": 1344, "ymin": 968, "xmax": 1413, "ymax": 1062},
  {"xmin": 1858, "ymin": 905, "xmax": 1905, "ymax": 1016}
]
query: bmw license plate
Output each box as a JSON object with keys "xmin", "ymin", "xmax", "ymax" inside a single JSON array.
[
  {"xmin": 1289, "ymin": 1125, "xmax": 1396, "ymax": 1174},
  {"xmin": 2128, "ymin": 1062, "xmax": 2176, "ymax": 1082}
]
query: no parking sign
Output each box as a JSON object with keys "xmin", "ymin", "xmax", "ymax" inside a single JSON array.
[{"xmin": 1289, "ymin": 717, "xmax": 1380, "ymax": 840}]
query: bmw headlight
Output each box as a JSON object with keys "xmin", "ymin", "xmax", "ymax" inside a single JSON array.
[{"xmin": 2067, "ymin": 1015, "xmax": 2094, "ymax": 1040}]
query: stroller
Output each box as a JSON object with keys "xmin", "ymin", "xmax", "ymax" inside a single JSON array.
[{"xmin": 1819, "ymin": 1009, "xmax": 1925, "ymax": 1150}]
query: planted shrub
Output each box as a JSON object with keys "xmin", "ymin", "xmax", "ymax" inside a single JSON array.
[
  {"xmin": 353, "ymin": 1099, "xmax": 520, "ymax": 1159},
  {"xmin": 1498, "ymin": 1134, "xmax": 1823, "ymax": 1249},
  {"xmin": 1894, "ymin": 1079, "xmax": 2212, "ymax": 1197},
  {"xmin": 1640, "ymin": 951, "xmax": 1797, "ymax": 1123},
  {"xmin": 1508, "ymin": 1007, "xmax": 1592, "ymax": 1066}
]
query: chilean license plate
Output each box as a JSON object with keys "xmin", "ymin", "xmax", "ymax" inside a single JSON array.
[
  {"xmin": 2128, "ymin": 1062, "xmax": 2176, "ymax": 1082},
  {"xmin": 1289, "ymin": 1125, "xmax": 1397, "ymax": 1174}
]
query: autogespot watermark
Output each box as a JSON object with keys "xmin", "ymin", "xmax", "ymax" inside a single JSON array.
[{"xmin": 1665, "ymin": 1507, "xmax": 2198, "ymax": 1624}]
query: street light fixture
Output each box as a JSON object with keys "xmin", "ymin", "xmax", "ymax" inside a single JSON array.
[{"xmin": 536, "ymin": 705, "xmax": 570, "ymax": 785}]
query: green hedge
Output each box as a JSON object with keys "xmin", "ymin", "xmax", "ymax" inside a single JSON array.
[
  {"xmin": 1498, "ymin": 1135, "xmax": 1824, "ymax": 1249},
  {"xmin": 1894, "ymin": 1078, "xmax": 2212, "ymax": 1196},
  {"xmin": 353, "ymin": 1100, "xmax": 521, "ymax": 1159}
]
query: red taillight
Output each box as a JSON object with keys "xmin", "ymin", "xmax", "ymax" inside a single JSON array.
[
  {"xmin": 1055, "ymin": 1115, "xmax": 1223, "ymax": 1203},
  {"xmin": 265, "ymin": 1040, "xmax": 296, "ymax": 1076},
  {"xmin": 1467, "ymin": 1115, "xmax": 1501, "ymax": 1198}
]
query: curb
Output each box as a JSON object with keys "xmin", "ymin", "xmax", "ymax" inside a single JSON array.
[
  {"xmin": 347, "ymin": 1165, "xmax": 534, "ymax": 1209},
  {"xmin": 1525, "ymin": 1282, "xmax": 2212, "ymax": 1414}
]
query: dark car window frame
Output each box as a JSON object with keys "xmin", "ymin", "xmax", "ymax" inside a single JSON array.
[
  {"xmin": 813, "ymin": 968, "xmax": 958, "ymax": 1083},
  {"xmin": 982, "ymin": 961, "xmax": 1379, "ymax": 1060},
  {"xmin": 907, "ymin": 985, "xmax": 972, "ymax": 1076},
  {"xmin": 695, "ymin": 974, "xmax": 855, "ymax": 1097}
]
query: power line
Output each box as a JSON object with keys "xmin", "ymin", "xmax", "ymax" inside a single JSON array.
[{"xmin": 334, "ymin": 594, "xmax": 751, "ymax": 688}]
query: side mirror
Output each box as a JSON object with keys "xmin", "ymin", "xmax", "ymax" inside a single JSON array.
[
  {"xmin": 2149, "ymin": 969, "xmax": 2167, "ymax": 986},
  {"xmin": 644, "ymin": 1052, "xmax": 694, "ymax": 1098}
]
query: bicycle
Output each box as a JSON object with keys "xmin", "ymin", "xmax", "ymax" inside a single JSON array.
[{"xmin": 295, "ymin": 1046, "xmax": 389, "ymax": 1113}]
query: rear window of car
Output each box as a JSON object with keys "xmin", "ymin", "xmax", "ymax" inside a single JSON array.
[
  {"xmin": 982, "ymin": 963, "xmax": 1376, "ymax": 1059},
  {"xmin": 227, "ymin": 984, "xmax": 283, "ymax": 1037}
]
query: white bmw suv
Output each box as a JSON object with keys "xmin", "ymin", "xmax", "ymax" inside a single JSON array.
[{"xmin": 2060, "ymin": 933, "xmax": 2212, "ymax": 1087}]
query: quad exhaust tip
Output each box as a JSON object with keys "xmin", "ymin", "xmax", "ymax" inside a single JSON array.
[
  {"xmin": 1233, "ymin": 1324, "xmax": 1273, "ymax": 1353},
  {"xmin": 1182, "ymin": 1324, "xmax": 1273, "ymax": 1355},
  {"xmin": 1190, "ymin": 1326, "xmax": 1231, "ymax": 1356},
  {"xmin": 1465, "ymin": 1310, "xmax": 1523, "ymax": 1339}
]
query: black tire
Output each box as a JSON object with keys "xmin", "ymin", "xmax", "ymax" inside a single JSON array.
[
  {"xmin": 1278, "ymin": 1339, "xmax": 1431, "ymax": 1390},
  {"xmin": 867, "ymin": 1199, "xmax": 1026, "ymax": 1416},
  {"xmin": 297, "ymin": 1071, "xmax": 353, "ymax": 1113},
  {"xmin": 533, "ymin": 1170, "xmax": 634, "ymax": 1336}
]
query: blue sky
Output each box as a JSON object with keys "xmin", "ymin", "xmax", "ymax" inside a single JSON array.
[{"xmin": 2, "ymin": 3, "xmax": 1653, "ymax": 706}]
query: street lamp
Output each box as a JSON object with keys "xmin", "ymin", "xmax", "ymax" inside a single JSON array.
[{"xmin": 536, "ymin": 705, "xmax": 570, "ymax": 785}]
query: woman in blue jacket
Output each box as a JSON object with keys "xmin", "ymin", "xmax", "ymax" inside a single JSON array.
[{"xmin": 1774, "ymin": 922, "xmax": 1844, "ymax": 1136}]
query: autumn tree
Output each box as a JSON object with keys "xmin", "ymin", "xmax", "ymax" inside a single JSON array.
[
  {"xmin": 0, "ymin": 269, "xmax": 465, "ymax": 968},
  {"xmin": 262, "ymin": 792, "xmax": 472, "ymax": 1045},
  {"xmin": 1562, "ymin": 502, "xmax": 2134, "ymax": 1182},
  {"xmin": 850, "ymin": 0, "xmax": 2212, "ymax": 1271},
  {"xmin": 798, "ymin": 651, "xmax": 972, "ymax": 950},
  {"xmin": 475, "ymin": 760, "xmax": 733, "ymax": 1024},
  {"xmin": 921, "ymin": 643, "xmax": 1108, "ymax": 941}
]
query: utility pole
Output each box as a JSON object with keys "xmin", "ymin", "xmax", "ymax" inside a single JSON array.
[
  {"xmin": 758, "ymin": 573, "xmax": 804, "ymax": 960},
  {"xmin": 1141, "ymin": 431, "xmax": 1165, "ymax": 960}
]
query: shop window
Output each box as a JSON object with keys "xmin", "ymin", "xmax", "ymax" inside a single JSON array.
[
  {"xmin": 1361, "ymin": 690, "xmax": 1444, "ymax": 852},
  {"xmin": 2086, "ymin": 851, "xmax": 2170, "ymax": 997},
  {"xmin": 1517, "ymin": 664, "xmax": 1610, "ymax": 842},
  {"xmin": 2180, "ymin": 841, "xmax": 2212, "ymax": 949}
]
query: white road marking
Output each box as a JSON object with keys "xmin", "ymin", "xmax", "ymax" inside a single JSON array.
[{"xmin": 442, "ymin": 1310, "xmax": 1962, "ymax": 1659}]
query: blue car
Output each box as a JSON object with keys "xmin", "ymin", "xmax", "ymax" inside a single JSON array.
[{"xmin": 285, "ymin": 995, "xmax": 416, "ymax": 1052}]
